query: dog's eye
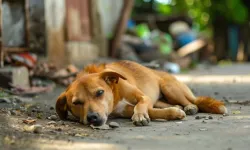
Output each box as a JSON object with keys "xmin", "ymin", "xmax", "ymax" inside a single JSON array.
[{"xmin": 96, "ymin": 90, "xmax": 104, "ymax": 97}]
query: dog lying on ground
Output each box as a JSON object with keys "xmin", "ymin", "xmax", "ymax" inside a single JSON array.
[{"xmin": 56, "ymin": 60, "xmax": 227, "ymax": 126}]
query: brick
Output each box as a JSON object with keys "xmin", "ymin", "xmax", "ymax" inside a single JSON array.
[{"xmin": 0, "ymin": 66, "xmax": 30, "ymax": 89}]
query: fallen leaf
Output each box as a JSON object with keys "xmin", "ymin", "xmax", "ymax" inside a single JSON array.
[
  {"xmin": 90, "ymin": 124, "xmax": 110, "ymax": 130},
  {"xmin": 22, "ymin": 119, "xmax": 36, "ymax": 125}
]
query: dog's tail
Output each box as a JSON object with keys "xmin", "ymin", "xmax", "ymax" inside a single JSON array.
[{"xmin": 194, "ymin": 96, "xmax": 227, "ymax": 114}]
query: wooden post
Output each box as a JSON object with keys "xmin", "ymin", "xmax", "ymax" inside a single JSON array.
[
  {"xmin": 110, "ymin": 0, "xmax": 134, "ymax": 57},
  {"xmin": 45, "ymin": 0, "xmax": 68, "ymax": 68},
  {"xmin": 0, "ymin": 0, "xmax": 3, "ymax": 67},
  {"xmin": 25, "ymin": 0, "xmax": 30, "ymax": 48},
  {"xmin": 89, "ymin": 0, "xmax": 107, "ymax": 57}
]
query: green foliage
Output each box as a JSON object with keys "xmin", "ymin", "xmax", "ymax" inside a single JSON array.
[{"xmin": 134, "ymin": 0, "xmax": 249, "ymax": 31}]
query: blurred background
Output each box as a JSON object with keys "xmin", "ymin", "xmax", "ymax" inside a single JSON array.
[{"xmin": 1, "ymin": 0, "xmax": 250, "ymax": 89}]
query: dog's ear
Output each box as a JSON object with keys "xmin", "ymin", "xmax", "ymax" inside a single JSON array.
[
  {"xmin": 100, "ymin": 71, "xmax": 127, "ymax": 84},
  {"xmin": 56, "ymin": 92, "xmax": 68, "ymax": 120}
]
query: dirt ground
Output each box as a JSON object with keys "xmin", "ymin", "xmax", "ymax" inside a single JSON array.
[{"xmin": 1, "ymin": 63, "xmax": 250, "ymax": 150}]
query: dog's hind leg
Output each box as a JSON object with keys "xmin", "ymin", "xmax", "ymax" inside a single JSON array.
[
  {"xmin": 154, "ymin": 100, "xmax": 183, "ymax": 110},
  {"xmin": 112, "ymin": 103, "xmax": 186, "ymax": 121},
  {"xmin": 159, "ymin": 78, "xmax": 198, "ymax": 115},
  {"xmin": 158, "ymin": 75, "xmax": 227, "ymax": 114}
]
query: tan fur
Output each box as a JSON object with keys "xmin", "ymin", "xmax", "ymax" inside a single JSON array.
[{"xmin": 56, "ymin": 60, "xmax": 227, "ymax": 126}]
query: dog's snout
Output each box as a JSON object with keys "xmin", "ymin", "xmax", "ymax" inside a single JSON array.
[{"xmin": 87, "ymin": 112, "xmax": 102, "ymax": 126}]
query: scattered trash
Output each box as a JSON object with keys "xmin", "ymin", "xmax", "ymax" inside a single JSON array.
[
  {"xmin": 109, "ymin": 122, "xmax": 120, "ymax": 128},
  {"xmin": 23, "ymin": 124, "xmax": 43, "ymax": 134},
  {"xmin": 163, "ymin": 62, "xmax": 180, "ymax": 74},
  {"xmin": 6, "ymin": 53, "xmax": 37, "ymax": 69},
  {"xmin": 10, "ymin": 83, "xmax": 55, "ymax": 97}
]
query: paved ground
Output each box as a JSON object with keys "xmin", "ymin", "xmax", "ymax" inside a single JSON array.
[{"xmin": 1, "ymin": 63, "xmax": 250, "ymax": 150}]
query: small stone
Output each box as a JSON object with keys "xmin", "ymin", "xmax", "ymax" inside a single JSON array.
[
  {"xmin": 109, "ymin": 122, "xmax": 120, "ymax": 128},
  {"xmin": 202, "ymin": 120, "xmax": 207, "ymax": 123},
  {"xmin": 7, "ymin": 111, "xmax": 11, "ymax": 116},
  {"xmin": 10, "ymin": 110, "xmax": 17, "ymax": 115},
  {"xmin": 58, "ymin": 121, "xmax": 65, "ymax": 125},
  {"xmin": 208, "ymin": 116, "xmax": 213, "ymax": 119},
  {"xmin": 48, "ymin": 115, "xmax": 57, "ymax": 120},
  {"xmin": 214, "ymin": 92, "xmax": 219, "ymax": 95},
  {"xmin": 205, "ymin": 118, "xmax": 209, "ymax": 120},
  {"xmin": 47, "ymin": 121, "xmax": 57, "ymax": 125},
  {"xmin": 33, "ymin": 125, "xmax": 43, "ymax": 133},
  {"xmin": 24, "ymin": 124, "xmax": 42, "ymax": 134},
  {"xmin": 50, "ymin": 106, "xmax": 54, "ymax": 110},
  {"xmin": 56, "ymin": 128, "xmax": 62, "ymax": 132},
  {"xmin": 195, "ymin": 116, "xmax": 200, "ymax": 119},
  {"xmin": 223, "ymin": 113, "xmax": 229, "ymax": 116},
  {"xmin": 199, "ymin": 128, "xmax": 207, "ymax": 131}
]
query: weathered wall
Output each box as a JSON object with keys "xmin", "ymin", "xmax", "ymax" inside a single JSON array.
[{"xmin": 97, "ymin": 0, "xmax": 123, "ymax": 38}]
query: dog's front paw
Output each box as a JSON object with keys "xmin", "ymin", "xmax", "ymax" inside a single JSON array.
[
  {"xmin": 184, "ymin": 104, "xmax": 198, "ymax": 115},
  {"xmin": 132, "ymin": 112, "xmax": 150, "ymax": 126}
]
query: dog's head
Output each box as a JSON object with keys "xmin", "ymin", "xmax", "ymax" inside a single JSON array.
[{"xmin": 56, "ymin": 70, "xmax": 126, "ymax": 126}]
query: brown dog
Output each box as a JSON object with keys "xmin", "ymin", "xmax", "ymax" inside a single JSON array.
[{"xmin": 56, "ymin": 60, "xmax": 227, "ymax": 126}]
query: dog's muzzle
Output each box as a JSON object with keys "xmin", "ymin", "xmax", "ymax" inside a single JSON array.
[{"xmin": 87, "ymin": 112, "xmax": 103, "ymax": 126}]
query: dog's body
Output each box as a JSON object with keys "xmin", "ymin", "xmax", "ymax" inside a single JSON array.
[{"xmin": 56, "ymin": 60, "xmax": 227, "ymax": 126}]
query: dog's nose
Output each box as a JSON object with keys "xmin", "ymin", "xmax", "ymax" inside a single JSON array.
[{"xmin": 87, "ymin": 112, "xmax": 102, "ymax": 126}]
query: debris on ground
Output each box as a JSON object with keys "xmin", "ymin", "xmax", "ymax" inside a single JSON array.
[
  {"xmin": 0, "ymin": 98, "xmax": 11, "ymax": 103},
  {"xmin": 23, "ymin": 124, "xmax": 43, "ymax": 133},
  {"xmin": 109, "ymin": 122, "xmax": 120, "ymax": 128},
  {"xmin": 22, "ymin": 118, "xmax": 36, "ymax": 125},
  {"xmin": 195, "ymin": 116, "xmax": 206, "ymax": 120},
  {"xmin": 232, "ymin": 110, "xmax": 241, "ymax": 115},
  {"xmin": 47, "ymin": 115, "xmax": 58, "ymax": 121},
  {"xmin": 90, "ymin": 124, "xmax": 111, "ymax": 130},
  {"xmin": 47, "ymin": 121, "xmax": 57, "ymax": 125},
  {"xmin": 3, "ymin": 136, "xmax": 16, "ymax": 146},
  {"xmin": 74, "ymin": 133, "xmax": 89, "ymax": 137},
  {"xmin": 199, "ymin": 128, "xmax": 208, "ymax": 131}
]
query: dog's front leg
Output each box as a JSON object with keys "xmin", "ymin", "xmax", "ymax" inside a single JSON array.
[
  {"xmin": 132, "ymin": 95, "xmax": 151, "ymax": 126},
  {"xmin": 119, "ymin": 81, "xmax": 152, "ymax": 126}
]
